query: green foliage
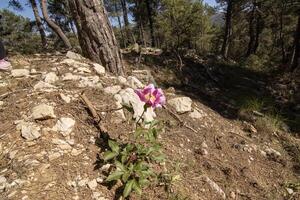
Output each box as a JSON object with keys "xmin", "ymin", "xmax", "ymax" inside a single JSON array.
[
  {"xmin": 103, "ymin": 121, "xmax": 166, "ymax": 198},
  {"xmin": 155, "ymin": 0, "xmax": 213, "ymax": 53},
  {"xmin": 0, "ymin": 9, "xmax": 41, "ymax": 54}
]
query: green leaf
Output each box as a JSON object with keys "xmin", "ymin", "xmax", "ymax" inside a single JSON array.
[
  {"xmin": 115, "ymin": 161, "xmax": 126, "ymax": 171},
  {"xmin": 103, "ymin": 151, "xmax": 118, "ymax": 161},
  {"xmin": 123, "ymin": 179, "xmax": 134, "ymax": 198},
  {"xmin": 139, "ymin": 178, "xmax": 150, "ymax": 187},
  {"xmin": 108, "ymin": 140, "xmax": 120, "ymax": 153},
  {"xmin": 132, "ymin": 179, "xmax": 142, "ymax": 195},
  {"xmin": 106, "ymin": 170, "xmax": 124, "ymax": 182},
  {"xmin": 122, "ymin": 171, "xmax": 131, "ymax": 182}
]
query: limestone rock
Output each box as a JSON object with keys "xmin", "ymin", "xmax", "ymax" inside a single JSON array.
[
  {"xmin": 93, "ymin": 63, "xmax": 105, "ymax": 75},
  {"xmin": 31, "ymin": 104, "xmax": 56, "ymax": 120},
  {"xmin": 53, "ymin": 117, "xmax": 76, "ymax": 136},
  {"xmin": 61, "ymin": 59, "xmax": 89, "ymax": 68},
  {"xmin": 78, "ymin": 76, "xmax": 101, "ymax": 88},
  {"xmin": 60, "ymin": 94, "xmax": 71, "ymax": 103},
  {"xmin": 66, "ymin": 51, "xmax": 84, "ymax": 60},
  {"xmin": 11, "ymin": 69, "xmax": 30, "ymax": 78},
  {"xmin": 44, "ymin": 72, "xmax": 58, "ymax": 84},
  {"xmin": 63, "ymin": 73, "xmax": 80, "ymax": 81},
  {"xmin": 87, "ymin": 179, "xmax": 97, "ymax": 190},
  {"xmin": 0, "ymin": 176, "xmax": 7, "ymax": 192},
  {"xmin": 203, "ymin": 176, "xmax": 226, "ymax": 199},
  {"xmin": 103, "ymin": 85, "xmax": 122, "ymax": 95},
  {"xmin": 34, "ymin": 81, "xmax": 56, "ymax": 91},
  {"xmin": 21, "ymin": 122, "xmax": 41, "ymax": 141},
  {"xmin": 189, "ymin": 109, "xmax": 207, "ymax": 119},
  {"xmin": 117, "ymin": 76, "xmax": 127, "ymax": 85},
  {"xmin": 169, "ymin": 97, "xmax": 193, "ymax": 113},
  {"xmin": 127, "ymin": 76, "xmax": 144, "ymax": 89}
]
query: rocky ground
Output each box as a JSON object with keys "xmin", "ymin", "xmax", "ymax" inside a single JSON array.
[{"xmin": 0, "ymin": 51, "xmax": 299, "ymax": 200}]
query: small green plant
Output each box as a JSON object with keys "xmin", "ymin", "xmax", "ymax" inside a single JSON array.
[
  {"xmin": 103, "ymin": 84, "xmax": 167, "ymax": 198},
  {"xmin": 104, "ymin": 121, "xmax": 166, "ymax": 198}
]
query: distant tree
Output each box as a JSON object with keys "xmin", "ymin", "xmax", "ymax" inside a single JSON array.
[
  {"xmin": 29, "ymin": 0, "xmax": 47, "ymax": 47},
  {"xmin": 40, "ymin": 0, "xmax": 71, "ymax": 48}
]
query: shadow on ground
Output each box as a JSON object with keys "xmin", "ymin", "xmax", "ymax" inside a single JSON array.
[{"xmin": 125, "ymin": 53, "xmax": 300, "ymax": 134}]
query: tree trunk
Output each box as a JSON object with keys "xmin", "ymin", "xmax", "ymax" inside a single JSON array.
[
  {"xmin": 41, "ymin": 0, "xmax": 71, "ymax": 49},
  {"xmin": 29, "ymin": 0, "xmax": 47, "ymax": 47},
  {"xmin": 135, "ymin": 0, "xmax": 146, "ymax": 46},
  {"xmin": 145, "ymin": 0, "xmax": 155, "ymax": 47},
  {"xmin": 68, "ymin": 0, "xmax": 124, "ymax": 75},
  {"xmin": 246, "ymin": 1, "xmax": 256, "ymax": 57},
  {"xmin": 290, "ymin": 12, "xmax": 300, "ymax": 72},
  {"xmin": 253, "ymin": 14, "xmax": 263, "ymax": 54},
  {"xmin": 120, "ymin": 0, "xmax": 135, "ymax": 45},
  {"xmin": 114, "ymin": 1, "xmax": 126, "ymax": 48},
  {"xmin": 279, "ymin": 6, "xmax": 286, "ymax": 62},
  {"xmin": 221, "ymin": 0, "xmax": 233, "ymax": 58}
]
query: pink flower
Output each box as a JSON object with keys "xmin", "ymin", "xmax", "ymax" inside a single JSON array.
[{"xmin": 135, "ymin": 84, "xmax": 166, "ymax": 108}]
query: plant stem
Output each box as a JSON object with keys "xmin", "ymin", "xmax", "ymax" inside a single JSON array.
[{"xmin": 136, "ymin": 108, "xmax": 146, "ymax": 126}]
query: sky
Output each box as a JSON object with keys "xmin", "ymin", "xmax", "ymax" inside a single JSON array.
[{"xmin": 0, "ymin": 0, "xmax": 218, "ymax": 20}]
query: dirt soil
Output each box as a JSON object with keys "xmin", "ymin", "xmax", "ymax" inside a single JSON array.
[{"xmin": 0, "ymin": 53, "xmax": 299, "ymax": 200}]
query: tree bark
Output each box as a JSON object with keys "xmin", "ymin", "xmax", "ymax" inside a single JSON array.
[
  {"xmin": 246, "ymin": 1, "xmax": 256, "ymax": 57},
  {"xmin": 290, "ymin": 12, "xmax": 300, "ymax": 72},
  {"xmin": 68, "ymin": 0, "xmax": 124, "ymax": 75},
  {"xmin": 29, "ymin": 0, "xmax": 47, "ymax": 47},
  {"xmin": 41, "ymin": 0, "xmax": 71, "ymax": 49},
  {"xmin": 120, "ymin": 0, "xmax": 135, "ymax": 45},
  {"xmin": 145, "ymin": 0, "xmax": 155, "ymax": 47},
  {"xmin": 114, "ymin": 1, "xmax": 126, "ymax": 48},
  {"xmin": 221, "ymin": 0, "xmax": 233, "ymax": 58}
]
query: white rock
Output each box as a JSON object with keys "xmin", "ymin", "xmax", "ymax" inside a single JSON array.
[
  {"xmin": 92, "ymin": 192, "xmax": 107, "ymax": 200},
  {"xmin": 34, "ymin": 81, "xmax": 56, "ymax": 91},
  {"xmin": 203, "ymin": 176, "xmax": 226, "ymax": 199},
  {"xmin": 60, "ymin": 94, "xmax": 71, "ymax": 103},
  {"xmin": 11, "ymin": 69, "xmax": 30, "ymax": 78},
  {"xmin": 189, "ymin": 109, "xmax": 207, "ymax": 119},
  {"xmin": 48, "ymin": 152, "xmax": 62, "ymax": 161},
  {"xmin": 117, "ymin": 76, "xmax": 127, "ymax": 85},
  {"xmin": 78, "ymin": 67, "xmax": 91, "ymax": 73},
  {"xmin": 93, "ymin": 63, "xmax": 105, "ymax": 75},
  {"xmin": 103, "ymin": 85, "xmax": 122, "ymax": 95},
  {"xmin": 127, "ymin": 76, "xmax": 144, "ymax": 89},
  {"xmin": 111, "ymin": 109, "xmax": 126, "ymax": 123},
  {"xmin": 0, "ymin": 101, "xmax": 3, "ymax": 107},
  {"xmin": 21, "ymin": 123, "xmax": 41, "ymax": 141},
  {"xmin": 53, "ymin": 117, "xmax": 76, "ymax": 136},
  {"xmin": 119, "ymin": 88, "xmax": 156, "ymax": 122},
  {"xmin": 168, "ymin": 97, "xmax": 193, "ymax": 113},
  {"xmin": 265, "ymin": 147, "xmax": 281, "ymax": 158},
  {"xmin": 0, "ymin": 176, "xmax": 7, "ymax": 192},
  {"xmin": 31, "ymin": 104, "xmax": 56, "ymax": 120},
  {"xmin": 87, "ymin": 179, "xmax": 97, "ymax": 190},
  {"xmin": 66, "ymin": 51, "xmax": 84, "ymax": 60},
  {"xmin": 52, "ymin": 138, "xmax": 72, "ymax": 150},
  {"xmin": 63, "ymin": 73, "xmax": 80, "ymax": 81},
  {"xmin": 44, "ymin": 72, "xmax": 58, "ymax": 84},
  {"xmin": 78, "ymin": 76, "xmax": 101, "ymax": 88},
  {"xmin": 78, "ymin": 179, "xmax": 88, "ymax": 187},
  {"xmin": 61, "ymin": 59, "xmax": 89, "ymax": 68},
  {"xmin": 71, "ymin": 149, "xmax": 82, "ymax": 156},
  {"xmin": 286, "ymin": 188, "xmax": 294, "ymax": 194},
  {"xmin": 96, "ymin": 177, "xmax": 103, "ymax": 183}
]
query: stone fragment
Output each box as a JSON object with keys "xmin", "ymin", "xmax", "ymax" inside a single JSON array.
[
  {"xmin": 44, "ymin": 72, "xmax": 58, "ymax": 84},
  {"xmin": 33, "ymin": 81, "xmax": 56, "ymax": 91},
  {"xmin": 189, "ymin": 109, "xmax": 207, "ymax": 119},
  {"xmin": 21, "ymin": 123, "xmax": 41, "ymax": 141},
  {"xmin": 0, "ymin": 176, "xmax": 7, "ymax": 192},
  {"xmin": 60, "ymin": 94, "xmax": 71, "ymax": 103},
  {"xmin": 127, "ymin": 76, "xmax": 144, "ymax": 89},
  {"xmin": 53, "ymin": 117, "xmax": 76, "ymax": 136},
  {"xmin": 203, "ymin": 176, "xmax": 226, "ymax": 199},
  {"xmin": 11, "ymin": 69, "xmax": 30, "ymax": 78},
  {"xmin": 31, "ymin": 104, "xmax": 56, "ymax": 120},
  {"xmin": 87, "ymin": 179, "xmax": 97, "ymax": 190},
  {"xmin": 168, "ymin": 97, "xmax": 193, "ymax": 113},
  {"xmin": 66, "ymin": 51, "xmax": 84, "ymax": 60},
  {"xmin": 63, "ymin": 73, "xmax": 80, "ymax": 81},
  {"xmin": 103, "ymin": 85, "xmax": 122, "ymax": 95},
  {"xmin": 93, "ymin": 63, "xmax": 105, "ymax": 75}
]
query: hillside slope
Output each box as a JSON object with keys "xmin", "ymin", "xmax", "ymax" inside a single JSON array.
[{"xmin": 0, "ymin": 52, "xmax": 299, "ymax": 200}]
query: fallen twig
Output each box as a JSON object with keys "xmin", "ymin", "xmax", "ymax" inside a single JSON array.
[
  {"xmin": 163, "ymin": 105, "xmax": 198, "ymax": 133},
  {"xmin": 80, "ymin": 92, "xmax": 108, "ymax": 135}
]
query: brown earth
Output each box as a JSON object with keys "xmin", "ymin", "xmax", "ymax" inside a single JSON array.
[{"xmin": 0, "ymin": 52, "xmax": 299, "ymax": 200}]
